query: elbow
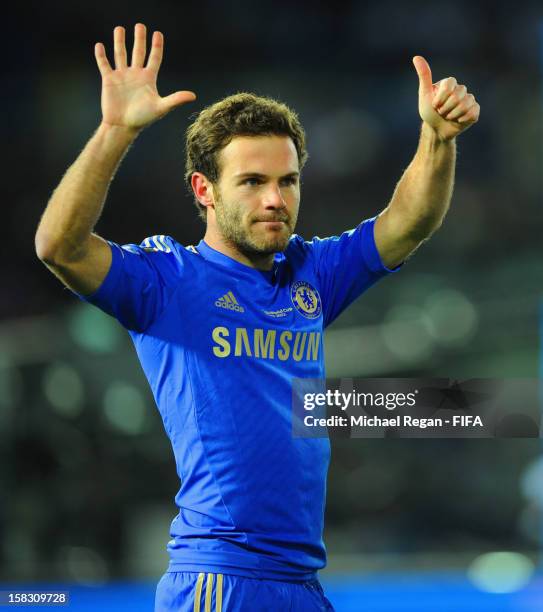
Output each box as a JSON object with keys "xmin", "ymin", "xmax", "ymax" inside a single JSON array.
[
  {"xmin": 35, "ymin": 232, "xmax": 57, "ymax": 264},
  {"xmin": 405, "ymin": 214, "xmax": 444, "ymax": 243},
  {"xmin": 35, "ymin": 231, "xmax": 89, "ymax": 266},
  {"xmin": 35, "ymin": 232, "xmax": 71, "ymax": 265}
]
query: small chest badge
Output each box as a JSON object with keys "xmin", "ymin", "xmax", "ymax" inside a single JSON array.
[{"xmin": 290, "ymin": 281, "xmax": 322, "ymax": 319}]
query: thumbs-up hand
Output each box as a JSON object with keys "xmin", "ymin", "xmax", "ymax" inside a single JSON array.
[{"xmin": 413, "ymin": 56, "xmax": 479, "ymax": 142}]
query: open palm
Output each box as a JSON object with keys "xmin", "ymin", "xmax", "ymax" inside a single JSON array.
[{"xmin": 95, "ymin": 23, "xmax": 196, "ymax": 131}]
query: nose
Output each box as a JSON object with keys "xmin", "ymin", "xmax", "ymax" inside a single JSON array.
[{"xmin": 263, "ymin": 183, "xmax": 287, "ymax": 209}]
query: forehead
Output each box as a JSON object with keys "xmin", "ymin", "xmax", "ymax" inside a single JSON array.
[{"xmin": 218, "ymin": 135, "xmax": 299, "ymax": 178}]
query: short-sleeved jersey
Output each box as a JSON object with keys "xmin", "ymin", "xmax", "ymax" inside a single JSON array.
[{"xmin": 75, "ymin": 216, "xmax": 399, "ymax": 581}]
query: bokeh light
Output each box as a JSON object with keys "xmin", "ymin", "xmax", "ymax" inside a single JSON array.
[
  {"xmin": 381, "ymin": 305, "xmax": 434, "ymax": 362},
  {"xmin": 103, "ymin": 381, "xmax": 147, "ymax": 435},
  {"xmin": 423, "ymin": 288, "xmax": 478, "ymax": 346},
  {"xmin": 68, "ymin": 304, "xmax": 123, "ymax": 354},
  {"xmin": 520, "ymin": 456, "xmax": 543, "ymax": 507},
  {"xmin": 467, "ymin": 551, "xmax": 535, "ymax": 594},
  {"xmin": 42, "ymin": 362, "xmax": 84, "ymax": 417},
  {"xmin": 60, "ymin": 546, "xmax": 108, "ymax": 586}
]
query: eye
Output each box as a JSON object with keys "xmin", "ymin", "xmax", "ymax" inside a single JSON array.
[
  {"xmin": 280, "ymin": 177, "xmax": 298, "ymax": 187},
  {"xmin": 243, "ymin": 177, "xmax": 261, "ymax": 186}
]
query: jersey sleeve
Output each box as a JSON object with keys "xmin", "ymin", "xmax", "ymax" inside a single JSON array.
[
  {"xmin": 308, "ymin": 216, "xmax": 401, "ymax": 328},
  {"xmin": 72, "ymin": 235, "xmax": 184, "ymax": 333}
]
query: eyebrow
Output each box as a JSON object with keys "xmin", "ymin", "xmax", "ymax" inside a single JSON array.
[{"xmin": 234, "ymin": 172, "xmax": 300, "ymax": 180}]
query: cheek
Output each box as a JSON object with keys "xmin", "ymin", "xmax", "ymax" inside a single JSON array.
[
  {"xmin": 234, "ymin": 193, "xmax": 259, "ymax": 216},
  {"xmin": 287, "ymin": 191, "xmax": 300, "ymax": 211},
  {"xmin": 228, "ymin": 200, "xmax": 252, "ymax": 224},
  {"xmin": 289, "ymin": 186, "xmax": 301, "ymax": 202}
]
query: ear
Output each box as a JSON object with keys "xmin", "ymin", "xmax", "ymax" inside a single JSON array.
[{"xmin": 191, "ymin": 173, "xmax": 215, "ymax": 210}]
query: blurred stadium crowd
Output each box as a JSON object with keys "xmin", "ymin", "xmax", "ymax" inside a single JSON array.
[{"xmin": 2, "ymin": 0, "xmax": 542, "ymax": 590}]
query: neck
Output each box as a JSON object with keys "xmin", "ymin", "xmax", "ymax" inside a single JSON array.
[{"xmin": 202, "ymin": 229, "xmax": 276, "ymax": 271}]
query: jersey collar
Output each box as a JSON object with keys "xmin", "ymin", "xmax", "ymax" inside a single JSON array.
[{"xmin": 196, "ymin": 239, "xmax": 285, "ymax": 281}]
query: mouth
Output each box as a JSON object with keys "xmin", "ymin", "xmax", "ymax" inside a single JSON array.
[{"xmin": 254, "ymin": 221, "xmax": 287, "ymax": 230}]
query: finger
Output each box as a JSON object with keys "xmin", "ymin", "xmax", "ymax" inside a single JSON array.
[
  {"xmin": 433, "ymin": 77, "xmax": 457, "ymax": 109},
  {"xmin": 113, "ymin": 26, "xmax": 128, "ymax": 69},
  {"xmin": 94, "ymin": 42, "xmax": 113, "ymax": 76},
  {"xmin": 445, "ymin": 94, "xmax": 475, "ymax": 121},
  {"xmin": 159, "ymin": 90, "xmax": 197, "ymax": 114},
  {"xmin": 146, "ymin": 31, "xmax": 164, "ymax": 73},
  {"xmin": 131, "ymin": 22, "xmax": 147, "ymax": 68},
  {"xmin": 412, "ymin": 56, "xmax": 433, "ymax": 96},
  {"xmin": 457, "ymin": 102, "xmax": 480, "ymax": 124},
  {"xmin": 437, "ymin": 84, "xmax": 467, "ymax": 116}
]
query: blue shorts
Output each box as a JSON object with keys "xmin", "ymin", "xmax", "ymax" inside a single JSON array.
[{"xmin": 155, "ymin": 571, "xmax": 335, "ymax": 611}]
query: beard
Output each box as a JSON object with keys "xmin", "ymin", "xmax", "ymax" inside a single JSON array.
[{"xmin": 214, "ymin": 190, "xmax": 298, "ymax": 257}]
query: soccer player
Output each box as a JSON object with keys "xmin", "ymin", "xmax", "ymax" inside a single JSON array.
[{"xmin": 35, "ymin": 23, "xmax": 479, "ymax": 612}]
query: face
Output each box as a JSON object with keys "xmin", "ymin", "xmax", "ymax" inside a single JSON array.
[{"xmin": 211, "ymin": 135, "xmax": 301, "ymax": 256}]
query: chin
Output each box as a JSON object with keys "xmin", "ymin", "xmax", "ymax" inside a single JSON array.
[
  {"xmin": 259, "ymin": 234, "xmax": 291, "ymax": 253},
  {"xmin": 240, "ymin": 236, "xmax": 287, "ymax": 257},
  {"xmin": 261, "ymin": 225, "xmax": 294, "ymax": 247}
]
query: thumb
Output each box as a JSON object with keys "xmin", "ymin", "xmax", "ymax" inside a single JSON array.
[
  {"xmin": 412, "ymin": 56, "xmax": 433, "ymax": 96},
  {"xmin": 160, "ymin": 90, "xmax": 197, "ymax": 113}
]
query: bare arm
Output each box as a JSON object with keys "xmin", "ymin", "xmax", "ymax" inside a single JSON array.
[
  {"xmin": 375, "ymin": 56, "xmax": 480, "ymax": 269},
  {"xmin": 35, "ymin": 23, "xmax": 196, "ymax": 295},
  {"xmin": 35, "ymin": 124, "xmax": 139, "ymax": 294}
]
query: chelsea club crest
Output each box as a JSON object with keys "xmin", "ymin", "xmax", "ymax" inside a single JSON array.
[{"xmin": 290, "ymin": 281, "xmax": 322, "ymax": 319}]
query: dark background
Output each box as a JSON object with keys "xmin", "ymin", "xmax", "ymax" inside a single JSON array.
[{"xmin": 2, "ymin": 0, "xmax": 542, "ymax": 590}]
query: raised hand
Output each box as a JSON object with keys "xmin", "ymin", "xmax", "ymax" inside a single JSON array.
[
  {"xmin": 412, "ymin": 56, "xmax": 479, "ymax": 142},
  {"xmin": 94, "ymin": 23, "xmax": 196, "ymax": 132}
]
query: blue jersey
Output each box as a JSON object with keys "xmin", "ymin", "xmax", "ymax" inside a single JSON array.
[{"xmin": 75, "ymin": 216, "xmax": 398, "ymax": 581}]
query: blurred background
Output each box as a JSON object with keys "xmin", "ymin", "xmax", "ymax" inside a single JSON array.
[{"xmin": 3, "ymin": 0, "xmax": 543, "ymax": 609}]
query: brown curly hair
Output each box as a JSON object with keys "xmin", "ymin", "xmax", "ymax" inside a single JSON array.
[{"xmin": 185, "ymin": 92, "xmax": 308, "ymax": 221}]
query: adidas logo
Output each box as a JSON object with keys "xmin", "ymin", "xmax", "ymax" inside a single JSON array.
[{"xmin": 215, "ymin": 291, "xmax": 245, "ymax": 313}]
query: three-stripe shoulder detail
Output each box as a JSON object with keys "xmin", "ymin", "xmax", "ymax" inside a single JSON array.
[{"xmin": 141, "ymin": 235, "xmax": 172, "ymax": 253}]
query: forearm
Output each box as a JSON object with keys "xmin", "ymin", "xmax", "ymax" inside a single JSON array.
[
  {"xmin": 35, "ymin": 122, "xmax": 140, "ymax": 262},
  {"xmin": 388, "ymin": 122, "xmax": 456, "ymax": 240}
]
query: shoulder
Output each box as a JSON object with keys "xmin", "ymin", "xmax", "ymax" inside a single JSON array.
[
  {"xmin": 113, "ymin": 234, "xmax": 201, "ymax": 281},
  {"xmin": 284, "ymin": 233, "xmax": 313, "ymax": 258},
  {"xmin": 119, "ymin": 235, "xmax": 198, "ymax": 260},
  {"xmin": 285, "ymin": 220, "xmax": 377, "ymax": 259},
  {"xmin": 283, "ymin": 231, "xmax": 331, "ymax": 265}
]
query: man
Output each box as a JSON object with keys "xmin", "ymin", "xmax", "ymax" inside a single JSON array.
[{"xmin": 35, "ymin": 22, "xmax": 479, "ymax": 612}]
